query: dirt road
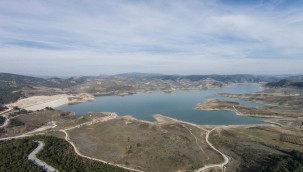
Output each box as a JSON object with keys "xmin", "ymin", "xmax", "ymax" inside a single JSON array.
[
  {"xmin": 195, "ymin": 127, "xmax": 229, "ymax": 172},
  {"xmin": 61, "ymin": 129, "xmax": 144, "ymax": 172},
  {"xmin": 0, "ymin": 108, "xmax": 12, "ymax": 128},
  {"xmin": 28, "ymin": 141, "xmax": 59, "ymax": 172},
  {"xmin": 0, "ymin": 112, "xmax": 230, "ymax": 172},
  {"xmin": 60, "ymin": 113, "xmax": 144, "ymax": 172},
  {"xmin": 0, "ymin": 114, "xmax": 9, "ymax": 128}
]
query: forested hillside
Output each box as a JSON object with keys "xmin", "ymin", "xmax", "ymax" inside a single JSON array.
[
  {"xmin": 266, "ymin": 79, "xmax": 303, "ymax": 88},
  {"xmin": 0, "ymin": 136, "xmax": 127, "ymax": 172}
]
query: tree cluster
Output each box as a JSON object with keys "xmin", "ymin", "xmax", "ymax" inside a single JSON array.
[
  {"xmin": 260, "ymin": 151, "xmax": 303, "ymax": 172},
  {"xmin": 1, "ymin": 136, "xmax": 129, "ymax": 172},
  {"xmin": 0, "ymin": 139, "xmax": 43, "ymax": 172},
  {"xmin": 37, "ymin": 136, "xmax": 127, "ymax": 172}
]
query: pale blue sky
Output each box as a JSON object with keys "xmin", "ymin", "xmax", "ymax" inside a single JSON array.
[{"xmin": 0, "ymin": 0, "xmax": 303, "ymax": 76}]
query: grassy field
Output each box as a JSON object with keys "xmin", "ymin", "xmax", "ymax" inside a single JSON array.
[
  {"xmin": 68, "ymin": 116, "xmax": 223, "ymax": 172},
  {"xmin": 0, "ymin": 109, "xmax": 77, "ymax": 138}
]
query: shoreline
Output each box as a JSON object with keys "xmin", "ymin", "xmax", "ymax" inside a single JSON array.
[
  {"xmin": 5, "ymin": 82, "xmax": 257, "ymax": 110},
  {"xmin": 198, "ymin": 108, "xmax": 283, "ymax": 119},
  {"xmin": 4, "ymin": 83, "xmax": 274, "ymax": 124},
  {"xmin": 195, "ymin": 98, "xmax": 294, "ymax": 120}
]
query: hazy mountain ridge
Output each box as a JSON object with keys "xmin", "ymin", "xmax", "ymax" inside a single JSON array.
[
  {"xmin": 0, "ymin": 72, "xmax": 284, "ymax": 104},
  {"xmin": 114, "ymin": 72, "xmax": 164, "ymax": 78},
  {"xmin": 152, "ymin": 74, "xmax": 279, "ymax": 83},
  {"xmin": 266, "ymin": 78, "xmax": 303, "ymax": 88},
  {"xmin": 114, "ymin": 73, "xmax": 281, "ymax": 83}
]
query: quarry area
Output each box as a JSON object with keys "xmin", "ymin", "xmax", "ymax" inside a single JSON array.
[{"xmin": 7, "ymin": 93, "xmax": 95, "ymax": 111}]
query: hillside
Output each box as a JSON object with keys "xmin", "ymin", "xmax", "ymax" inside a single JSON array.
[
  {"xmin": 266, "ymin": 79, "xmax": 303, "ymax": 88},
  {"xmin": 0, "ymin": 73, "xmax": 88, "ymax": 104}
]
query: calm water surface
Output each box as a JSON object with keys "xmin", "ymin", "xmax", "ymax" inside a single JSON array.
[{"xmin": 58, "ymin": 84, "xmax": 268, "ymax": 125}]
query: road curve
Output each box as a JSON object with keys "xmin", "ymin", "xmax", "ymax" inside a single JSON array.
[
  {"xmin": 0, "ymin": 115, "xmax": 9, "ymax": 128},
  {"xmin": 61, "ymin": 129, "xmax": 144, "ymax": 172},
  {"xmin": 0, "ymin": 112, "xmax": 229, "ymax": 172},
  {"xmin": 28, "ymin": 141, "xmax": 59, "ymax": 172},
  {"xmin": 195, "ymin": 127, "xmax": 229, "ymax": 172},
  {"xmin": 153, "ymin": 115, "xmax": 229, "ymax": 172},
  {"xmin": 0, "ymin": 109, "xmax": 12, "ymax": 128}
]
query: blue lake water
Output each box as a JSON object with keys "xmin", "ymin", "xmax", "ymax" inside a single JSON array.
[{"xmin": 58, "ymin": 84, "xmax": 269, "ymax": 125}]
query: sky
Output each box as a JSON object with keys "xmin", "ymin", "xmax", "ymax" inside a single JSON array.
[{"xmin": 1, "ymin": 0, "xmax": 303, "ymax": 76}]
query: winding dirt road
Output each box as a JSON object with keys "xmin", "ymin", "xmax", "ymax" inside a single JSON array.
[
  {"xmin": 0, "ymin": 114, "xmax": 9, "ymax": 129},
  {"xmin": 61, "ymin": 129, "xmax": 144, "ymax": 172},
  {"xmin": 154, "ymin": 115, "xmax": 229, "ymax": 172},
  {"xmin": 0, "ymin": 112, "xmax": 230, "ymax": 172},
  {"xmin": 195, "ymin": 127, "xmax": 229, "ymax": 172},
  {"xmin": 28, "ymin": 141, "xmax": 59, "ymax": 172},
  {"xmin": 60, "ymin": 113, "xmax": 144, "ymax": 172},
  {"xmin": 0, "ymin": 121, "xmax": 57, "ymax": 141},
  {"xmin": 0, "ymin": 109, "xmax": 12, "ymax": 128}
]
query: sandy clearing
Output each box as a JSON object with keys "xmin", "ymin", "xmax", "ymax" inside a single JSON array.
[{"xmin": 7, "ymin": 93, "xmax": 95, "ymax": 111}]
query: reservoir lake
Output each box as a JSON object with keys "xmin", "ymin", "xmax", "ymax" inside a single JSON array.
[{"xmin": 58, "ymin": 84, "xmax": 268, "ymax": 125}]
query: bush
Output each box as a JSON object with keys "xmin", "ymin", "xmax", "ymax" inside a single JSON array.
[{"xmin": 9, "ymin": 119, "xmax": 25, "ymax": 127}]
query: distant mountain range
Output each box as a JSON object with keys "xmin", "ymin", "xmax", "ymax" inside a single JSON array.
[
  {"xmin": 0, "ymin": 72, "xmax": 294, "ymax": 88},
  {"xmin": 115, "ymin": 72, "xmax": 283, "ymax": 82},
  {"xmin": 0, "ymin": 72, "xmax": 301, "ymax": 104},
  {"xmin": 0, "ymin": 72, "xmax": 286, "ymax": 85},
  {"xmin": 114, "ymin": 72, "xmax": 164, "ymax": 78},
  {"xmin": 266, "ymin": 78, "xmax": 303, "ymax": 88}
]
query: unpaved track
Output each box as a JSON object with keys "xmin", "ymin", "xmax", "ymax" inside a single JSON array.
[
  {"xmin": 0, "ymin": 112, "xmax": 230, "ymax": 172},
  {"xmin": 183, "ymin": 124, "xmax": 209, "ymax": 161},
  {"xmin": 60, "ymin": 113, "xmax": 144, "ymax": 172},
  {"xmin": 195, "ymin": 127, "xmax": 229, "ymax": 172},
  {"xmin": 0, "ymin": 121, "xmax": 56, "ymax": 141},
  {"xmin": 0, "ymin": 114, "xmax": 9, "ymax": 128},
  {"xmin": 61, "ymin": 130, "xmax": 144, "ymax": 172},
  {"xmin": 65, "ymin": 112, "xmax": 117, "ymax": 131},
  {"xmin": 0, "ymin": 133, "xmax": 34, "ymax": 141},
  {"xmin": 0, "ymin": 108, "xmax": 12, "ymax": 115},
  {"xmin": 154, "ymin": 115, "xmax": 229, "ymax": 172},
  {"xmin": 0, "ymin": 108, "xmax": 12, "ymax": 128},
  {"xmin": 28, "ymin": 141, "xmax": 59, "ymax": 172}
]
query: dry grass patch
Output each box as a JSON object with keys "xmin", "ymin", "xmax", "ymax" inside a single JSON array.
[{"xmin": 68, "ymin": 117, "xmax": 223, "ymax": 172}]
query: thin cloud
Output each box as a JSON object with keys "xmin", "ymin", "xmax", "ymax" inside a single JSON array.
[{"xmin": 0, "ymin": 0, "xmax": 302, "ymax": 75}]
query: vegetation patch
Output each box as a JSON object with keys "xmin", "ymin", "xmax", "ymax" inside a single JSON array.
[
  {"xmin": 37, "ymin": 136, "xmax": 127, "ymax": 172},
  {"xmin": 260, "ymin": 151, "xmax": 303, "ymax": 172},
  {"xmin": 9, "ymin": 118, "xmax": 25, "ymax": 127},
  {"xmin": 209, "ymin": 126, "xmax": 303, "ymax": 172},
  {"xmin": 0, "ymin": 105, "xmax": 8, "ymax": 112},
  {"xmin": 0, "ymin": 138, "xmax": 43, "ymax": 172},
  {"xmin": 280, "ymin": 134, "xmax": 303, "ymax": 145},
  {"xmin": 0, "ymin": 136, "xmax": 127, "ymax": 172},
  {"xmin": 0, "ymin": 116, "xmax": 6, "ymax": 125},
  {"xmin": 266, "ymin": 79, "xmax": 303, "ymax": 88}
]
